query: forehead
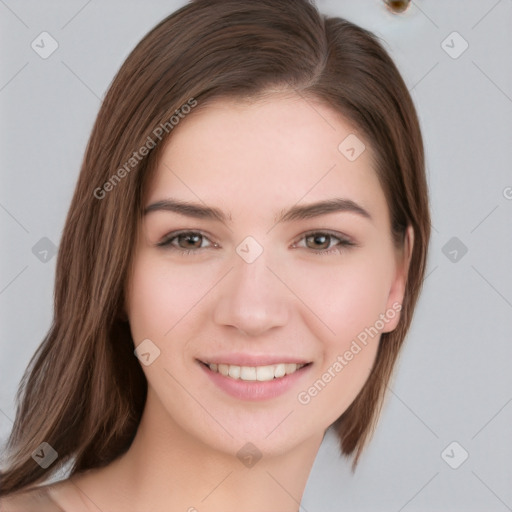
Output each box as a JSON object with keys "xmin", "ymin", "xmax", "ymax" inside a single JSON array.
[{"xmin": 144, "ymin": 93, "xmax": 388, "ymax": 225}]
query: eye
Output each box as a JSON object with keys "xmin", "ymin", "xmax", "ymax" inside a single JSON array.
[
  {"xmin": 156, "ymin": 230, "xmax": 356, "ymax": 256},
  {"xmin": 156, "ymin": 230, "xmax": 217, "ymax": 255},
  {"xmin": 292, "ymin": 231, "xmax": 356, "ymax": 255}
]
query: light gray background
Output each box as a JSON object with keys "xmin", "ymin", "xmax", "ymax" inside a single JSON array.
[{"xmin": 1, "ymin": 1, "xmax": 511, "ymax": 510}]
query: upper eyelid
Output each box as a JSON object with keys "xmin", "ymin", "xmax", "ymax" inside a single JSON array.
[
  {"xmin": 158, "ymin": 229, "xmax": 216, "ymax": 246},
  {"xmin": 295, "ymin": 229, "xmax": 353, "ymax": 241},
  {"xmin": 292, "ymin": 230, "xmax": 353, "ymax": 247}
]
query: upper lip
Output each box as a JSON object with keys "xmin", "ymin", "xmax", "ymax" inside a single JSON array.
[{"xmin": 198, "ymin": 353, "xmax": 311, "ymax": 366}]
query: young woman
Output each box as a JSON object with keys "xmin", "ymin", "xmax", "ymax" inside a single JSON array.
[{"xmin": 0, "ymin": 0, "xmax": 430, "ymax": 510}]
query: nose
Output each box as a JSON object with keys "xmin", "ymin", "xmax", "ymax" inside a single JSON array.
[{"xmin": 213, "ymin": 250, "xmax": 290, "ymax": 337}]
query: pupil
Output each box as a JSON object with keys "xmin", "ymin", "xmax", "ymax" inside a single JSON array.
[
  {"xmin": 310, "ymin": 234, "xmax": 328, "ymax": 249},
  {"xmin": 184, "ymin": 234, "xmax": 200, "ymax": 247}
]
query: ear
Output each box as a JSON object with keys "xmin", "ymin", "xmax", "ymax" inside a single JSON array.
[{"xmin": 382, "ymin": 225, "xmax": 414, "ymax": 333}]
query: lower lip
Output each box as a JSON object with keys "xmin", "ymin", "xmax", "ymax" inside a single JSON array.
[{"xmin": 198, "ymin": 361, "xmax": 312, "ymax": 401}]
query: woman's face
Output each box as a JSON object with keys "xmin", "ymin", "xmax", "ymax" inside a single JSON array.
[{"xmin": 125, "ymin": 93, "xmax": 411, "ymax": 457}]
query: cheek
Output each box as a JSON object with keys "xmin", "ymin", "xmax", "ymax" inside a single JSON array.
[
  {"xmin": 291, "ymin": 258, "xmax": 390, "ymax": 423},
  {"xmin": 285, "ymin": 249, "xmax": 395, "ymax": 344},
  {"xmin": 127, "ymin": 253, "xmax": 223, "ymax": 351},
  {"xmin": 284, "ymin": 250, "xmax": 394, "ymax": 418},
  {"xmin": 127, "ymin": 255, "xmax": 197, "ymax": 342}
]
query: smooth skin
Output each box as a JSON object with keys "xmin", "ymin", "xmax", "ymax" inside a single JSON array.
[{"xmin": 3, "ymin": 91, "xmax": 412, "ymax": 512}]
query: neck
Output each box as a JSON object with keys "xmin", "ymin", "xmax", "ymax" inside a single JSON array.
[{"xmin": 75, "ymin": 388, "xmax": 324, "ymax": 512}]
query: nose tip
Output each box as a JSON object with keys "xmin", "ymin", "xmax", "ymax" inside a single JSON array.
[
  {"xmin": 215, "ymin": 288, "xmax": 290, "ymax": 337},
  {"xmin": 212, "ymin": 256, "xmax": 290, "ymax": 337},
  {"xmin": 235, "ymin": 319, "xmax": 278, "ymax": 339}
]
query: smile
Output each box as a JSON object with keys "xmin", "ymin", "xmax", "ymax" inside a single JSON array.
[
  {"xmin": 198, "ymin": 359, "xmax": 312, "ymax": 401},
  {"xmin": 206, "ymin": 362, "xmax": 307, "ymax": 382}
]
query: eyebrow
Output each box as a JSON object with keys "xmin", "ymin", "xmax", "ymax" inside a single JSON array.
[{"xmin": 143, "ymin": 197, "xmax": 372, "ymax": 224}]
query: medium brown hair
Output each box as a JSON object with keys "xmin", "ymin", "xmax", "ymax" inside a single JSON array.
[{"xmin": 0, "ymin": 0, "xmax": 430, "ymax": 495}]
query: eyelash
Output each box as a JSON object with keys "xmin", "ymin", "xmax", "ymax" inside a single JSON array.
[{"xmin": 156, "ymin": 230, "xmax": 356, "ymax": 256}]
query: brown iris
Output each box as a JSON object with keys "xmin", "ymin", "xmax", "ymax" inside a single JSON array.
[{"xmin": 305, "ymin": 233, "xmax": 331, "ymax": 250}]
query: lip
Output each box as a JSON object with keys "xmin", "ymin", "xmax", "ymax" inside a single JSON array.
[
  {"xmin": 198, "ymin": 360, "xmax": 312, "ymax": 401},
  {"xmin": 197, "ymin": 353, "xmax": 311, "ymax": 366}
]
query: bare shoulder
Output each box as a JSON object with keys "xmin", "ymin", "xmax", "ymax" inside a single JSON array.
[
  {"xmin": 0, "ymin": 478, "xmax": 88, "ymax": 512},
  {"xmin": 0, "ymin": 484, "xmax": 64, "ymax": 511}
]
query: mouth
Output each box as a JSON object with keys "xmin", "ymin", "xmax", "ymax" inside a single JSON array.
[
  {"xmin": 199, "ymin": 361, "xmax": 311, "ymax": 382},
  {"xmin": 196, "ymin": 355, "xmax": 313, "ymax": 401}
]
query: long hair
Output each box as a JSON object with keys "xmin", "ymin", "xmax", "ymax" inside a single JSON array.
[{"xmin": 0, "ymin": 0, "xmax": 430, "ymax": 494}]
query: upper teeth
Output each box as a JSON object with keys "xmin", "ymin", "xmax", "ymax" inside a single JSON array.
[{"xmin": 208, "ymin": 363, "xmax": 306, "ymax": 382}]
